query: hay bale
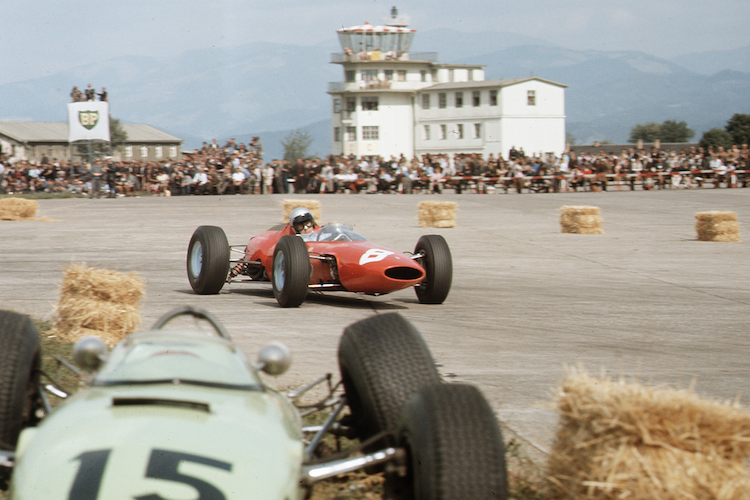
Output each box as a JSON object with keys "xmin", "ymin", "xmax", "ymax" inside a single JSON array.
[
  {"xmin": 560, "ymin": 205, "xmax": 604, "ymax": 234},
  {"xmin": 696, "ymin": 211, "xmax": 741, "ymax": 242},
  {"xmin": 54, "ymin": 263, "xmax": 144, "ymax": 345},
  {"xmin": 547, "ymin": 369, "xmax": 750, "ymax": 500},
  {"xmin": 282, "ymin": 199, "xmax": 322, "ymax": 224},
  {"xmin": 418, "ymin": 201, "xmax": 457, "ymax": 228},
  {"xmin": 0, "ymin": 198, "xmax": 38, "ymax": 220}
]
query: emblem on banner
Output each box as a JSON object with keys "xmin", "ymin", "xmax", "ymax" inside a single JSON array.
[{"xmin": 79, "ymin": 111, "xmax": 99, "ymax": 130}]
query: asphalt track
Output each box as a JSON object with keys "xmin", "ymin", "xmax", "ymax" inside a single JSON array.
[{"xmin": 1, "ymin": 189, "xmax": 748, "ymax": 459}]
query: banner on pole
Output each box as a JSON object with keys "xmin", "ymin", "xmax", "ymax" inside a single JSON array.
[{"xmin": 68, "ymin": 101, "xmax": 110, "ymax": 142}]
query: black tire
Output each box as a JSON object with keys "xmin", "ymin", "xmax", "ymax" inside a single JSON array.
[
  {"xmin": 414, "ymin": 235, "xmax": 452, "ymax": 304},
  {"xmin": 0, "ymin": 311, "xmax": 41, "ymax": 449},
  {"xmin": 187, "ymin": 226, "xmax": 230, "ymax": 295},
  {"xmin": 338, "ymin": 313, "xmax": 441, "ymax": 442},
  {"xmin": 394, "ymin": 384, "xmax": 508, "ymax": 500},
  {"xmin": 272, "ymin": 235, "xmax": 310, "ymax": 308}
]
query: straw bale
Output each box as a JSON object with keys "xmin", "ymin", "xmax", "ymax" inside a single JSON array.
[
  {"xmin": 417, "ymin": 201, "xmax": 457, "ymax": 228},
  {"xmin": 282, "ymin": 199, "xmax": 321, "ymax": 223},
  {"xmin": 696, "ymin": 211, "xmax": 741, "ymax": 242},
  {"xmin": 0, "ymin": 198, "xmax": 39, "ymax": 220},
  {"xmin": 560, "ymin": 205, "xmax": 604, "ymax": 234},
  {"xmin": 59, "ymin": 263, "xmax": 144, "ymax": 306},
  {"xmin": 54, "ymin": 264, "xmax": 144, "ymax": 345},
  {"xmin": 54, "ymin": 298, "xmax": 141, "ymax": 346},
  {"xmin": 547, "ymin": 369, "xmax": 750, "ymax": 500}
]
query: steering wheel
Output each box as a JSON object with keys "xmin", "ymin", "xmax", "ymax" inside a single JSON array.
[
  {"xmin": 151, "ymin": 305, "xmax": 231, "ymax": 340},
  {"xmin": 333, "ymin": 233, "xmax": 350, "ymax": 242}
]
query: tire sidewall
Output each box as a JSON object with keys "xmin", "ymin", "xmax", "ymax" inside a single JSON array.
[
  {"xmin": 272, "ymin": 235, "xmax": 309, "ymax": 307},
  {"xmin": 415, "ymin": 235, "xmax": 453, "ymax": 304},
  {"xmin": 187, "ymin": 226, "xmax": 230, "ymax": 295}
]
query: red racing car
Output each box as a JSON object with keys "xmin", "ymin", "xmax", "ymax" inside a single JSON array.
[{"xmin": 187, "ymin": 209, "xmax": 452, "ymax": 307}]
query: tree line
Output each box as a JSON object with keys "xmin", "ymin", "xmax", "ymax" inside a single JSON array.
[{"xmin": 628, "ymin": 114, "xmax": 750, "ymax": 149}]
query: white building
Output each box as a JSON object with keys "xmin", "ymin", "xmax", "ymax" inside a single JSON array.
[{"xmin": 328, "ymin": 9, "xmax": 567, "ymax": 160}]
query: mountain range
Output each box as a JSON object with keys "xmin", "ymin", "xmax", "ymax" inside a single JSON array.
[{"xmin": 1, "ymin": 28, "xmax": 748, "ymax": 160}]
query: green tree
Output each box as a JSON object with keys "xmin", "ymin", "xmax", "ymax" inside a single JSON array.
[
  {"xmin": 281, "ymin": 128, "xmax": 312, "ymax": 164},
  {"xmin": 109, "ymin": 116, "xmax": 128, "ymax": 150},
  {"xmin": 725, "ymin": 113, "xmax": 750, "ymax": 146},
  {"xmin": 699, "ymin": 128, "xmax": 733, "ymax": 150},
  {"xmin": 628, "ymin": 122, "xmax": 661, "ymax": 143},
  {"xmin": 659, "ymin": 120, "xmax": 694, "ymax": 142},
  {"xmin": 629, "ymin": 120, "xmax": 694, "ymax": 143}
]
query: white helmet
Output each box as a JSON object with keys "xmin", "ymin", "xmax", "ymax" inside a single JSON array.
[{"xmin": 289, "ymin": 207, "xmax": 315, "ymax": 233}]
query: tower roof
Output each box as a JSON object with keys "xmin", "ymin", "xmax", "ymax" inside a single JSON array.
[
  {"xmin": 337, "ymin": 23, "xmax": 415, "ymax": 35},
  {"xmin": 337, "ymin": 8, "xmax": 416, "ymax": 54}
]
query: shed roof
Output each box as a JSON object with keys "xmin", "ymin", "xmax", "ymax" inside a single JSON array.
[
  {"xmin": 0, "ymin": 122, "xmax": 68, "ymax": 142},
  {"xmin": 0, "ymin": 121, "xmax": 182, "ymax": 143}
]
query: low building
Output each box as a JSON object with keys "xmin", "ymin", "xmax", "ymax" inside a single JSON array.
[
  {"xmin": 328, "ymin": 8, "xmax": 567, "ymax": 160},
  {"xmin": 0, "ymin": 122, "xmax": 183, "ymax": 164}
]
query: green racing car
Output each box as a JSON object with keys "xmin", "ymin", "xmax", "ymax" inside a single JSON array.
[{"xmin": 0, "ymin": 307, "xmax": 507, "ymax": 500}]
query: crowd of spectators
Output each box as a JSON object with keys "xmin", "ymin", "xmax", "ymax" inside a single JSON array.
[
  {"xmin": 0, "ymin": 140, "xmax": 748, "ymax": 198},
  {"xmin": 70, "ymin": 84, "xmax": 107, "ymax": 102}
]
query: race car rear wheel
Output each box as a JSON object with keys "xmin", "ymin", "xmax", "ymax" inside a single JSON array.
[
  {"xmin": 187, "ymin": 225, "xmax": 230, "ymax": 295},
  {"xmin": 414, "ymin": 235, "xmax": 452, "ymax": 304},
  {"xmin": 392, "ymin": 383, "xmax": 508, "ymax": 500},
  {"xmin": 0, "ymin": 311, "xmax": 42, "ymax": 452},
  {"xmin": 272, "ymin": 235, "xmax": 309, "ymax": 308},
  {"xmin": 338, "ymin": 313, "xmax": 440, "ymax": 443}
]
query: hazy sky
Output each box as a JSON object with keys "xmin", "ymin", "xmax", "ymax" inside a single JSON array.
[{"xmin": 3, "ymin": 0, "xmax": 749, "ymax": 84}]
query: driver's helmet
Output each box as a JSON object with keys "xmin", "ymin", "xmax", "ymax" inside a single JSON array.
[{"xmin": 290, "ymin": 207, "xmax": 316, "ymax": 234}]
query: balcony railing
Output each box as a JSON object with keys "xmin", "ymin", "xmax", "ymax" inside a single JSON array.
[
  {"xmin": 328, "ymin": 81, "xmax": 434, "ymax": 92},
  {"xmin": 330, "ymin": 52, "xmax": 438, "ymax": 63}
]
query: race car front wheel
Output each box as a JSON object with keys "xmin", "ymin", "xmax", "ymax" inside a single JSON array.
[
  {"xmin": 187, "ymin": 226, "xmax": 230, "ymax": 295},
  {"xmin": 392, "ymin": 383, "xmax": 508, "ymax": 500},
  {"xmin": 414, "ymin": 235, "xmax": 452, "ymax": 304},
  {"xmin": 0, "ymin": 311, "xmax": 42, "ymax": 487},
  {"xmin": 338, "ymin": 313, "xmax": 441, "ymax": 444},
  {"xmin": 272, "ymin": 235, "xmax": 309, "ymax": 308}
]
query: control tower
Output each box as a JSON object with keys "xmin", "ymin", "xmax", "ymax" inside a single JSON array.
[
  {"xmin": 328, "ymin": 7, "xmax": 484, "ymax": 159},
  {"xmin": 328, "ymin": 8, "xmax": 566, "ymax": 160}
]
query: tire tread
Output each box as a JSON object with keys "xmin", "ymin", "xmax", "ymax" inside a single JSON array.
[
  {"xmin": 338, "ymin": 313, "xmax": 441, "ymax": 438},
  {"xmin": 398, "ymin": 383, "xmax": 508, "ymax": 500}
]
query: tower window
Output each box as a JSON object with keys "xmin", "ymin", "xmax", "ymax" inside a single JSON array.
[
  {"xmin": 346, "ymin": 126, "xmax": 356, "ymax": 141},
  {"xmin": 362, "ymin": 126, "xmax": 379, "ymax": 140},
  {"xmin": 361, "ymin": 96, "xmax": 379, "ymax": 111}
]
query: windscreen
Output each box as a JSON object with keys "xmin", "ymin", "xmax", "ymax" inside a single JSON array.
[{"xmin": 316, "ymin": 223, "xmax": 368, "ymax": 242}]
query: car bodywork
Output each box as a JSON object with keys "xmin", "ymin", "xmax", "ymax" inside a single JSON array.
[
  {"xmin": 246, "ymin": 223, "xmax": 425, "ymax": 295},
  {"xmin": 187, "ymin": 219, "xmax": 453, "ymax": 307},
  {"xmin": 10, "ymin": 319, "xmax": 305, "ymax": 500}
]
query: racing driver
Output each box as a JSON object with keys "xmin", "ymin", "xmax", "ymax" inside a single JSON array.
[{"xmin": 289, "ymin": 207, "xmax": 319, "ymax": 240}]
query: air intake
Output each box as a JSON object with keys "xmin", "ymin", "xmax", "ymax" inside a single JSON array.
[{"xmin": 385, "ymin": 267, "xmax": 423, "ymax": 280}]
